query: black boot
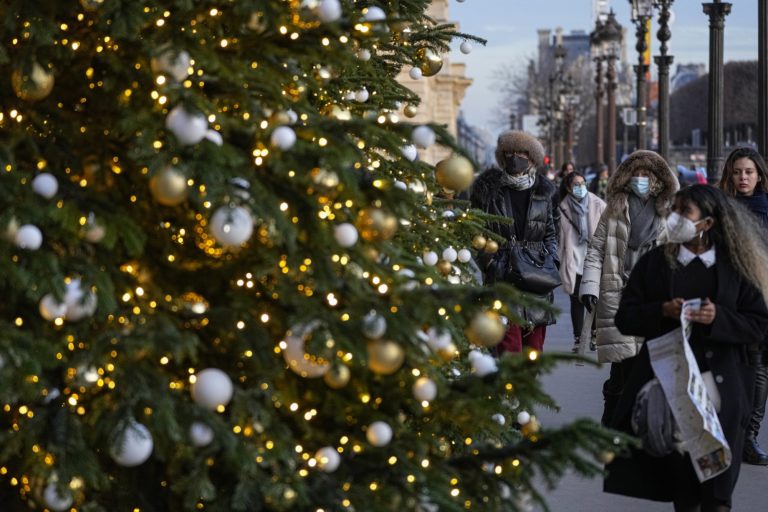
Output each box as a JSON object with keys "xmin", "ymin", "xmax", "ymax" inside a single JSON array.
[
  {"xmin": 571, "ymin": 336, "xmax": 580, "ymax": 354},
  {"xmin": 743, "ymin": 437, "xmax": 768, "ymax": 465}
]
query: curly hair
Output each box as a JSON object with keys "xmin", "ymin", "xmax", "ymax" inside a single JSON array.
[
  {"xmin": 663, "ymin": 185, "xmax": 768, "ymax": 303},
  {"xmin": 718, "ymin": 146, "xmax": 768, "ymax": 196}
]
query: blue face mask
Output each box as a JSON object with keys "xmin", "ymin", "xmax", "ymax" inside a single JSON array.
[
  {"xmin": 571, "ymin": 185, "xmax": 587, "ymax": 199},
  {"xmin": 629, "ymin": 176, "xmax": 650, "ymax": 197}
]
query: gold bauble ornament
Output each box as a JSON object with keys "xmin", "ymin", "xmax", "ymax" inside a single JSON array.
[
  {"xmin": 597, "ymin": 451, "xmax": 616, "ymax": 464},
  {"xmin": 466, "ymin": 310, "xmax": 506, "ymax": 348},
  {"xmin": 269, "ymin": 110, "xmax": 292, "ymax": 126},
  {"xmin": 356, "ymin": 207, "xmax": 398, "ymax": 242},
  {"xmin": 521, "ymin": 416, "xmax": 541, "ymax": 437},
  {"xmin": 485, "ymin": 240, "xmax": 499, "ymax": 254},
  {"xmin": 403, "ymin": 104, "xmax": 418, "ymax": 118},
  {"xmin": 390, "ymin": 21, "xmax": 412, "ymax": 43},
  {"xmin": 149, "ymin": 166, "xmax": 188, "ymax": 206},
  {"xmin": 415, "ymin": 48, "xmax": 444, "ymax": 77},
  {"xmin": 11, "ymin": 63, "xmax": 54, "ymax": 102},
  {"xmin": 435, "ymin": 156, "xmax": 475, "ymax": 192},
  {"xmin": 82, "ymin": 156, "xmax": 115, "ymax": 190},
  {"xmin": 367, "ymin": 339, "xmax": 405, "ymax": 375},
  {"xmin": 324, "ymin": 364, "xmax": 351, "ymax": 389},
  {"xmin": 437, "ymin": 342, "xmax": 459, "ymax": 362},
  {"xmin": 436, "ymin": 260, "xmax": 453, "ymax": 275},
  {"xmin": 80, "ymin": 0, "xmax": 105, "ymax": 11},
  {"xmin": 472, "ymin": 235, "xmax": 488, "ymax": 250}
]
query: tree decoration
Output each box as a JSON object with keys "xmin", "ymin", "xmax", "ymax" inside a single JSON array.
[
  {"xmin": 367, "ymin": 339, "xmax": 405, "ymax": 375},
  {"xmin": 165, "ymin": 105, "xmax": 209, "ymax": 145},
  {"xmin": 466, "ymin": 310, "xmax": 506, "ymax": 348},
  {"xmin": 435, "ymin": 156, "xmax": 475, "ymax": 192},
  {"xmin": 460, "ymin": 41, "xmax": 473, "ymax": 54},
  {"xmin": 11, "ymin": 62, "xmax": 54, "ymax": 101},
  {"xmin": 366, "ymin": 421, "xmax": 393, "ymax": 447},
  {"xmin": 150, "ymin": 47, "xmax": 191, "ymax": 82},
  {"xmin": 411, "ymin": 125, "xmax": 436, "ymax": 148},
  {"xmin": 314, "ymin": 446, "xmax": 341, "ymax": 472},
  {"xmin": 403, "ymin": 104, "xmax": 419, "ymax": 118},
  {"xmin": 333, "ymin": 223, "xmax": 359, "ymax": 248},
  {"xmin": 209, "ymin": 206, "xmax": 254, "ymax": 247},
  {"xmin": 282, "ymin": 321, "xmax": 331, "ymax": 378},
  {"xmin": 412, "ymin": 376, "xmax": 437, "ymax": 402},
  {"xmin": 109, "ymin": 421, "xmax": 154, "ymax": 467},
  {"xmin": 323, "ymin": 364, "xmax": 351, "ymax": 389},
  {"xmin": 355, "ymin": 206, "xmax": 397, "ymax": 242},
  {"xmin": 149, "ymin": 166, "xmax": 188, "ymax": 206},
  {"xmin": 42, "ymin": 482, "xmax": 74, "ymax": 512},
  {"xmin": 270, "ymin": 126, "xmax": 297, "ymax": 150},
  {"xmin": 191, "ymin": 368, "xmax": 234, "ymax": 410},
  {"xmin": 485, "ymin": 240, "xmax": 500, "ymax": 254},
  {"xmin": 361, "ymin": 311, "xmax": 387, "ymax": 339},
  {"xmin": 15, "ymin": 224, "xmax": 43, "ymax": 250},
  {"xmin": 415, "ymin": 47, "xmax": 443, "ymax": 77},
  {"xmin": 32, "ymin": 173, "xmax": 58, "ymax": 199},
  {"xmin": 458, "ymin": 248, "xmax": 472, "ymax": 263},
  {"xmin": 189, "ymin": 422, "xmax": 215, "ymax": 447}
]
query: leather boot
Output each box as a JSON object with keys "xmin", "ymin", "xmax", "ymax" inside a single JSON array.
[{"xmin": 743, "ymin": 437, "xmax": 768, "ymax": 465}]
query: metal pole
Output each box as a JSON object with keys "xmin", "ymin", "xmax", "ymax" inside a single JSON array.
[
  {"xmin": 655, "ymin": 1, "xmax": 675, "ymax": 162},
  {"xmin": 607, "ymin": 56, "xmax": 618, "ymax": 174},
  {"xmin": 594, "ymin": 58, "xmax": 605, "ymax": 166},
  {"xmin": 703, "ymin": 1, "xmax": 732, "ymax": 183},
  {"xmin": 759, "ymin": 0, "xmax": 768, "ymax": 155},
  {"xmin": 548, "ymin": 77, "xmax": 556, "ymax": 165},
  {"xmin": 634, "ymin": 17, "xmax": 650, "ymax": 150}
]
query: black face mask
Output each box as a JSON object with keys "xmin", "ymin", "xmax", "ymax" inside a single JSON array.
[{"xmin": 503, "ymin": 155, "xmax": 530, "ymax": 175}]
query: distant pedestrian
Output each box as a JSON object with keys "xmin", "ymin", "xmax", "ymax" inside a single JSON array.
[
  {"xmin": 589, "ymin": 163, "xmax": 610, "ymax": 201},
  {"xmin": 606, "ymin": 185, "xmax": 768, "ymax": 512},
  {"xmin": 579, "ymin": 150, "xmax": 679, "ymax": 425},
  {"xmin": 556, "ymin": 172, "xmax": 606, "ymax": 353},
  {"xmin": 718, "ymin": 146, "xmax": 768, "ymax": 465}
]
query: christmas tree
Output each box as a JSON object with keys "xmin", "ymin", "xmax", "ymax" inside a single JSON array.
[{"xmin": 0, "ymin": 1, "xmax": 625, "ymax": 511}]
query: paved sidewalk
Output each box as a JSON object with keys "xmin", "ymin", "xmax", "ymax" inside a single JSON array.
[{"xmin": 533, "ymin": 290, "xmax": 768, "ymax": 511}]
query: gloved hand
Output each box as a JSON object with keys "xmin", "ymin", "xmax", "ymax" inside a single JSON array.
[{"xmin": 581, "ymin": 294, "xmax": 597, "ymax": 313}]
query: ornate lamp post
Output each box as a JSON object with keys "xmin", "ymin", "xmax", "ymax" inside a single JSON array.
[
  {"xmin": 703, "ymin": 0, "xmax": 732, "ymax": 183},
  {"xmin": 654, "ymin": 1, "xmax": 675, "ymax": 161},
  {"xmin": 602, "ymin": 11, "xmax": 623, "ymax": 174},
  {"xmin": 549, "ymin": 43, "xmax": 567, "ymax": 168},
  {"xmin": 630, "ymin": 0, "xmax": 653, "ymax": 150},
  {"xmin": 590, "ymin": 21, "xmax": 605, "ymax": 167}
]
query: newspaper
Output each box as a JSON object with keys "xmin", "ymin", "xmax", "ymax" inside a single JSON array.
[{"xmin": 645, "ymin": 298, "xmax": 731, "ymax": 482}]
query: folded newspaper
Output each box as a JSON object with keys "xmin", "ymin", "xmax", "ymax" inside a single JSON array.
[{"xmin": 645, "ymin": 298, "xmax": 731, "ymax": 482}]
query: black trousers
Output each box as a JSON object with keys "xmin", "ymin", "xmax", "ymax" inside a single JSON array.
[
  {"xmin": 748, "ymin": 360, "xmax": 768, "ymax": 440},
  {"xmin": 569, "ymin": 274, "xmax": 595, "ymax": 339},
  {"xmin": 602, "ymin": 359, "xmax": 634, "ymax": 427}
]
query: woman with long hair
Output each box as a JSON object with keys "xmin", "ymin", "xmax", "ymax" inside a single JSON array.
[
  {"xmin": 557, "ymin": 172, "xmax": 606, "ymax": 352},
  {"xmin": 718, "ymin": 146, "xmax": 768, "ymax": 465},
  {"xmin": 605, "ymin": 185, "xmax": 768, "ymax": 511}
]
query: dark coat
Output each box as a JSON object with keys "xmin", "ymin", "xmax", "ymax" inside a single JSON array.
[
  {"xmin": 470, "ymin": 168, "xmax": 558, "ymax": 326},
  {"xmin": 604, "ymin": 245, "xmax": 768, "ymax": 504}
]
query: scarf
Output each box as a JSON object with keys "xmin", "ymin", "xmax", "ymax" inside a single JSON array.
[
  {"xmin": 627, "ymin": 193, "xmax": 659, "ymax": 251},
  {"xmin": 500, "ymin": 167, "xmax": 536, "ymax": 191},
  {"xmin": 736, "ymin": 192, "xmax": 768, "ymax": 227},
  {"xmin": 567, "ymin": 193, "xmax": 589, "ymax": 244}
]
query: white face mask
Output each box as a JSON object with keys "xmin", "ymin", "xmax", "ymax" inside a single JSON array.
[
  {"xmin": 571, "ymin": 185, "xmax": 587, "ymax": 199},
  {"xmin": 665, "ymin": 212, "xmax": 709, "ymax": 244}
]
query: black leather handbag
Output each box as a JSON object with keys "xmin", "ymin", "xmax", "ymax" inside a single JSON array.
[{"xmin": 503, "ymin": 239, "xmax": 561, "ymax": 294}]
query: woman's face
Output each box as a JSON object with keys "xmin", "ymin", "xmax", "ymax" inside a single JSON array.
[
  {"xmin": 672, "ymin": 197, "xmax": 714, "ymax": 234},
  {"xmin": 731, "ymin": 157, "xmax": 760, "ymax": 196},
  {"xmin": 569, "ymin": 176, "xmax": 586, "ymax": 190},
  {"xmin": 633, "ymin": 168, "xmax": 650, "ymax": 178}
]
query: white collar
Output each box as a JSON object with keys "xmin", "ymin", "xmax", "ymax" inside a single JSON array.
[{"xmin": 677, "ymin": 245, "xmax": 716, "ymax": 268}]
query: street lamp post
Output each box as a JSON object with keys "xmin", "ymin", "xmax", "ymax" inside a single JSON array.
[
  {"xmin": 759, "ymin": 0, "xmax": 768, "ymax": 156},
  {"xmin": 654, "ymin": 0, "xmax": 675, "ymax": 162},
  {"xmin": 549, "ymin": 43, "xmax": 567, "ymax": 168},
  {"xmin": 591, "ymin": 22, "xmax": 605, "ymax": 167},
  {"xmin": 630, "ymin": 0, "xmax": 653, "ymax": 150},
  {"xmin": 602, "ymin": 11, "xmax": 623, "ymax": 174},
  {"xmin": 703, "ymin": 0, "xmax": 732, "ymax": 183}
]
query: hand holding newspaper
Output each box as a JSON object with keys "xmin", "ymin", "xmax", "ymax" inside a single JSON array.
[{"xmin": 644, "ymin": 298, "xmax": 731, "ymax": 482}]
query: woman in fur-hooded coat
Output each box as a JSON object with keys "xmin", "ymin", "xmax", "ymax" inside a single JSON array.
[
  {"xmin": 470, "ymin": 131, "xmax": 559, "ymax": 354},
  {"xmin": 578, "ymin": 150, "xmax": 679, "ymax": 424}
]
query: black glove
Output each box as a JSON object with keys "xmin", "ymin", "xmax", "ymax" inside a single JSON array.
[{"xmin": 581, "ymin": 294, "xmax": 597, "ymax": 313}]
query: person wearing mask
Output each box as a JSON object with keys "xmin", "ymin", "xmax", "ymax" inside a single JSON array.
[
  {"xmin": 471, "ymin": 131, "xmax": 559, "ymax": 354},
  {"xmin": 589, "ymin": 164, "xmax": 610, "ymax": 201},
  {"xmin": 579, "ymin": 150, "xmax": 679, "ymax": 425},
  {"xmin": 605, "ymin": 185, "xmax": 768, "ymax": 512},
  {"xmin": 557, "ymin": 172, "xmax": 606, "ymax": 353},
  {"xmin": 718, "ymin": 146, "xmax": 768, "ymax": 465}
]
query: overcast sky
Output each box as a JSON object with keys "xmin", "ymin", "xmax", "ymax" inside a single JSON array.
[{"xmin": 449, "ymin": 0, "xmax": 759, "ymax": 134}]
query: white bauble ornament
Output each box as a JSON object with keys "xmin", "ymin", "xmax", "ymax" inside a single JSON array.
[
  {"xmin": 150, "ymin": 48, "xmax": 191, "ymax": 82},
  {"xmin": 425, "ymin": 328, "xmax": 451, "ymax": 351},
  {"xmin": 355, "ymin": 88, "xmax": 369, "ymax": 103},
  {"xmin": 166, "ymin": 105, "xmax": 208, "ymax": 145},
  {"xmin": 334, "ymin": 223, "xmax": 358, "ymax": 248},
  {"xmin": 189, "ymin": 421, "xmax": 215, "ymax": 447},
  {"xmin": 492, "ymin": 413, "xmax": 506, "ymax": 426},
  {"xmin": 32, "ymin": 173, "xmax": 58, "ymax": 199},
  {"xmin": 317, "ymin": 0, "xmax": 342, "ymax": 22},
  {"xmin": 210, "ymin": 206, "xmax": 254, "ymax": 247},
  {"xmin": 442, "ymin": 210, "xmax": 455, "ymax": 219},
  {"xmin": 286, "ymin": 109, "xmax": 299, "ymax": 124},
  {"xmin": 357, "ymin": 49, "xmax": 372, "ymax": 61},
  {"xmin": 516, "ymin": 411, "xmax": 531, "ymax": 425},
  {"xmin": 192, "ymin": 368, "xmax": 234, "ymax": 410},
  {"xmin": 394, "ymin": 180, "xmax": 407, "ymax": 191},
  {"xmin": 344, "ymin": 90, "xmax": 356, "ymax": 101},
  {"xmin": 204, "ymin": 129, "xmax": 223, "ymax": 146},
  {"xmin": 460, "ymin": 41, "xmax": 473, "ymax": 54},
  {"xmin": 270, "ymin": 126, "xmax": 297, "ymax": 150},
  {"xmin": 15, "ymin": 224, "xmax": 42, "ymax": 250},
  {"xmin": 110, "ymin": 421, "xmax": 154, "ymax": 467},
  {"xmin": 84, "ymin": 214, "xmax": 106, "ymax": 243},
  {"xmin": 470, "ymin": 352, "xmax": 498, "ymax": 377},
  {"xmin": 409, "ymin": 67, "xmax": 423, "ymax": 80},
  {"xmin": 422, "ymin": 251, "xmax": 438, "ymax": 266},
  {"xmin": 442, "ymin": 247, "xmax": 458, "ymax": 263},
  {"xmin": 412, "ymin": 376, "xmax": 437, "ymax": 402},
  {"xmin": 363, "ymin": 6, "xmax": 386, "ymax": 22},
  {"xmin": 366, "ymin": 421, "xmax": 393, "ymax": 447},
  {"xmin": 283, "ymin": 321, "xmax": 331, "ymax": 378},
  {"xmin": 42, "ymin": 483, "xmax": 73, "ymax": 512},
  {"xmin": 411, "ymin": 125, "xmax": 436, "ymax": 148},
  {"xmin": 457, "ymin": 248, "xmax": 472, "ymax": 263},
  {"xmin": 64, "ymin": 279, "xmax": 97, "ymax": 321},
  {"xmin": 362, "ymin": 311, "xmax": 387, "ymax": 339},
  {"xmin": 315, "ymin": 446, "xmax": 341, "ymax": 472},
  {"xmin": 39, "ymin": 294, "xmax": 67, "ymax": 321},
  {"xmin": 401, "ymin": 144, "xmax": 418, "ymax": 162}
]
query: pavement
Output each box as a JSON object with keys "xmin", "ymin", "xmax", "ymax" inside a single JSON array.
[{"xmin": 533, "ymin": 289, "xmax": 768, "ymax": 512}]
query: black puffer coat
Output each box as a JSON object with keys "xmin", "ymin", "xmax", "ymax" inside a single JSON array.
[{"xmin": 470, "ymin": 168, "xmax": 558, "ymax": 326}]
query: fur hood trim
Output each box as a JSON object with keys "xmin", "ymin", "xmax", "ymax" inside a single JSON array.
[
  {"xmin": 471, "ymin": 167, "xmax": 554, "ymax": 208},
  {"xmin": 494, "ymin": 130, "xmax": 546, "ymax": 168},
  {"xmin": 606, "ymin": 150, "xmax": 679, "ymax": 216}
]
